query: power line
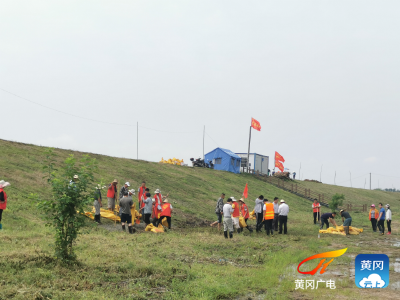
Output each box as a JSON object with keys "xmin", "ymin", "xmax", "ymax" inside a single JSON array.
[{"xmin": 0, "ymin": 87, "xmax": 199, "ymax": 134}]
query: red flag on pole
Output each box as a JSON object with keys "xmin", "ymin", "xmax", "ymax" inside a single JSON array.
[
  {"xmin": 251, "ymin": 118, "xmax": 261, "ymax": 131},
  {"xmin": 243, "ymin": 183, "xmax": 248, "ymax": 199},
  {"xmin": 275, "ymin": 151, "xmax": 285, "ymax": 163},
  {"xmin": 275, "ymin": 161, "xmax": 284, "ymax": 172}
]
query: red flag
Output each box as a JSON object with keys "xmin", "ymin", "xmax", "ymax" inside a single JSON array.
[
  {"xmin": 251, "ymin": 118, "xmax": 261, "ymax": 131},
  {"xmin": 275, "ymin": 161, "xmax": 284, "ymax": 172},
  {"xmin": 275, "ymin": 151, "xmax": 285, "ymax": 163},
  {"xmin": 243, "ymin": 183, "xmax": 248, "ymax": 199}
]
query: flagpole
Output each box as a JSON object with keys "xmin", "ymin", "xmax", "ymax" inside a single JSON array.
[{"xmin": 247, "ymin": 126, "xmax": 251, "ymax": 173}]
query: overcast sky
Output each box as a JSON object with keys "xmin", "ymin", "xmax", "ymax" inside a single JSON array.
[{"xmin": 1, "ymin": 0, "xmax": 399, "ymax": 189}]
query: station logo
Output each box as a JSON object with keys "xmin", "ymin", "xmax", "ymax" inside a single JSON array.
[{"xmin": 355, "ymin": 254, "xmax": 389, "ymax": 288}]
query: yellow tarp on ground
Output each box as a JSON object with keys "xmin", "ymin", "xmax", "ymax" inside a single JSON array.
[
  {"xmin": 145, "ymin": 223, "xmax": 165, "ymax": 233},
  {"xmin": 159, "ymin": 157, "xmax": 184, "ymax": 165},
  {"xmin": 319, "ymin": 225, "xmax": 363, "ymax": 235}
]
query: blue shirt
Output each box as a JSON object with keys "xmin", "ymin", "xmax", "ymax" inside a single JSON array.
[{"xmin": 379, "ymin": 208, "xmax": 386, "ymax": 220}]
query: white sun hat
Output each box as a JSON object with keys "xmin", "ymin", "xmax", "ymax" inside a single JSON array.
[
  {"xmin": 129, "ymin": 189, "xmax": 135, "ymax": 194},
  {"xmin": 231, "ymin": 197, "xmax": 237, "ymax": 202},
  {"xmin": 280, "ymin": 199, "xmax": 285, "ymax": 203},
  {"xmin": 0, "ymin": 180, "xmax": 10, "ymax": 188},
  {"xmin": 155, "ymin": 189, "xmax": 161, "ymax": 194}
]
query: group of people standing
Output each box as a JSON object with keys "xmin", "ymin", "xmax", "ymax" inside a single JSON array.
[
  {"xmin": 93, "ymin": 179, "xmax": 173, "ymax": 234},
  {"xmin": 369, "ymin": 203, "xmax": 392, "ymax": 235},
  {"xmin": 211, "ymin": 194, "xmax": 290, "ymax": 238}
]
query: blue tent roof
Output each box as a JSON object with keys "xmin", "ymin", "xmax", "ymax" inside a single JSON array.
[{"xmin": 219, "ymin": 148, "xmax": 241, "ymax": 159}]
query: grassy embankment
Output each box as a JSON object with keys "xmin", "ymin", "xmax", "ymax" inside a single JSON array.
[{"xmin": 0, "ymin": 139, "xmax": 399, "ymax": 299}]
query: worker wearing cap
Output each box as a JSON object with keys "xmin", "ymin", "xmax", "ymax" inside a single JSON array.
[
  {"xmin": 160, "ymin": 198, "xmax": 173, "ymax": 229},
  {"xmin": 69, "ymin": 175, "xmax": 79, "ymax": 190},
  {"xmin": 369, "ymin": 204, "xmax": 379, "ymax": 232},
  {"xmin": 231, "ymin": 197, "xmax": 241, "ymax": 233},
  {"xmin": 153, "ymin": 189, "xmax": 168, "ymax": 226},
  {"xmin": 239, "ymin": 198, "xmax": 253, "ymax": 233},
  {"xmin": 278, "ymin": 199, "xmax": 289, "ymax": 234},
  {"xmin": 263, "ymin": 198, "xmax": 274, "ymax": 236},
  {"xmin": 119, "ymin": 182, "xmax": 130, "ymax": 200},
  {"xmin": 340, "ymin": 209, "xmax": 352, "ymax": 236},
  {"xmin": 223, "ymin": 198, "xmax": 234, "ymax": 239},
  {"xmin": 107, "ymin": 179, "xmax": 118, "ymax": 212}
]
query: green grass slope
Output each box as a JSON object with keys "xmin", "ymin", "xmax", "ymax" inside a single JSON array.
[{"xmin": 1, "ymin": 139, "xmax": 399, "ymax": 299}]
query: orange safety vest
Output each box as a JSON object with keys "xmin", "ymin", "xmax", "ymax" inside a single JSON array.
[
  {"xmin": 369, "ymin": 208, "xmax": 379, "ymax": 220},
  {"xmin": 138, "ymin": 186, "xmax": 146, "ymax": 201},
  {"xmin": 0, "ymin": 188, "xmax": 7, "ymax": 210},
  {"xmin": 241, "ymin": 203, "xmax": 249, "ymax": 219},
  {"xmin": 107, "ymin": 184, "xmax": 116, "ymax": 198},
  {"xmin": 160, "ymin": 203, "xmax": 172, "ymax": 217},
  {"xmin": 313, "ymin": 203, "xmax": 320, "ymax": 213},
  {"xmin": 232, "ymin": 202, "xmax": 240, "ymax": 217},
  {"xmin": 264, "ymin": 202, "xmax": 274, "ymax": 220}
]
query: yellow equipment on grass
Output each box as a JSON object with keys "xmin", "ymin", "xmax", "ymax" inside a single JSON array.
[
  {"xmin": 239, "ymin": 216, "xmax": 247, "ymax": 228},
  {"xmin": 319, "ymin": 225, "xmax": 363, "ymax": 235},
  {"xmin": 145, "ymin": 223, "xmax": 165, "ymax": 233}
]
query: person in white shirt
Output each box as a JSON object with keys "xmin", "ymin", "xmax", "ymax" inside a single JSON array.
[
  {"xmin": 386, "ymin": 204, "xmax": 392, "ymax": 235},
  {"xmin": 273, "ymin": 197, "xmax": 279, "ymax": 231},
  {"xmin": 223, "ymin": 198, "xmax": 234, "ymax": 239},
  {"xmin": 278, "ymin": 199, "xmax": 289, "ymax": 234},
  {"xmin": 255, "ymin": 195, "xmax": 264, "ymax": 232}
]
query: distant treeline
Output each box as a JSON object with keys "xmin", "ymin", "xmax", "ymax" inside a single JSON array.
[{"xmin": 374, "ymin": 188, "xmax": 400, "ymax": 193}]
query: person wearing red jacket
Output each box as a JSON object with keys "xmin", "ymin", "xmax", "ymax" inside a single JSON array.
[
  {"xmin": 239, "ymin": 198, "xmax": 253, "ymax": 233},
  {"xmin": 137, "ymin": 181, "xmax": 147, "ymax": 210},
  {"xmin": 152, "ymin": 189, "xmax": 168, "ymax": 226},
  {"xmin": 107, "ymin": 179, "xmax": 118, "ymax": 212},
  {"xmin": 0, "ymin": 180, "xmax": 10, "ymax": 230},
  {"xmin": 160, "ymin": 199, "xmax": 173, "ymax": 229}
]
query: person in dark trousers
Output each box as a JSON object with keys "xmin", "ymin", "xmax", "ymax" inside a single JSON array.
[
  {"xmin": 107, "ymin": 179, "xmax": 118, "ymax": 212},
  {"xmin": 223, "ymin": 198, "xmax": 234, "ymax": 239},
  {"xmin": 320, "ymin": 212, "xmax": 337, "ymax": 229},
  {"xmin": 93, "ymin": 186, "xmax": 103, "ymax": 224},
  {"xmin": 340, "ymin": 209, "xmax": 352, "ymax": 236},
  {"xmin": 278, "ymin": 199, "xmax": 289, "ymax": 234},
  {"xmin": 369, "ymin": 204, "xmax": 378, "ymax": 232},
  {"xmin": 293, "ymin": 172, "xmax": 296, "ymax": 179},
  {"xmin": 272, "ymin": 197, "xmax": 279, "ymax": 231},
  {"xmin": 159, "ymin": 199, "xmax": 173, "ymax": 229},
  {"xmin": 377, "ymin": 203, "xmax": 386, "ymax": 235},
  {"xmin": 119, "ymin": 182, "xmax": 130, "ymax": 199},
  {"xmin": 386, "ymin": 204, "xmax": 392, "ymax": 235},
  {"xmin": 0, "ymin": 180, "xmax": 10, "ymax": 230},
  {"xmin": 141, "ymin": 192, "xmax": 153, "ymax": 225},
  {"xmin": 312, "ymin": 199, "xmax": 321, "ymax": 224},
  {"xmin": 263, "ymin": 198, "xmax": 274, "ymax": 236},
  {"xmin": 255, "ymin": 195, "xmax": 264, "ymax": 232},
  {"xmin": 210, "ymin": 193, "xmax": 225, "ymax": 230},
  {"xmin": 120, "ymin": 191, "xmax": 135, "ymax": 234}
]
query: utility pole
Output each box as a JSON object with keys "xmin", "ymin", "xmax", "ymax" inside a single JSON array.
[
  {"xmin": 320, "ymin": 164, "xmax": 323, "ymax": 182},
  {"xmin": 334, "ymin": 171, "xmax": 336, "ymax": 185},
  {"xmin": 137, "ymin": 122, "xmax": 138, "ymax": 160},
  {"xmin": 370, "ymin": 173, "xmax": 371, "ymax": 190},
  {"xmin": 350, "ymin": 171, "xmax": 352, "ymax": 187},
  {"xmin": 203, "ymin": 125, "xmax": 205, "ymax": 167}
]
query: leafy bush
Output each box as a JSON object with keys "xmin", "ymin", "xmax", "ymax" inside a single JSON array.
[
  {"xmin": 31, "ymin": 148, "xmax": 97, "ymax": 263},
  {"xmin": 329, "ymin": 193, "xmax": 345, "ymax": 212}
]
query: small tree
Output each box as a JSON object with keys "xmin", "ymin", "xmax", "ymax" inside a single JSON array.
[
  {"xmin": 329, "ymin": 193, "xmax": 345, "ymax": 212},
  {"xmin": 32, "ymin": 148, "xmax": 97, "ymax": 263}
]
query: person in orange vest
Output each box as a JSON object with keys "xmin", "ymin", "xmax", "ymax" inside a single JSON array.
[
  {"xmin": 263, "ymin": 198, "xmax": 274, "ymax": 236},
  {"xmin": 137, "ymin": 181, "xmax": 147, "ymax": 210},
  {"xmin": 0, "ymin": 180, "xmax": 10, "ymax": 230},
  {"xmin": 107, "ymin": 179, "xmax": 118, "ymax": 212},
  {"xmin": 369, "ymin": 204, "xmax": 379, "ymax": 232},
  {"xmin": 312, "ymin": 199, "xmax": 321, "ymax": 225},
  {"xmin": 239, "ymin": 198, "xmax": 253, "ymax": 233},
  {"xmin": 231, "ymin": 197, "xmax": 241, "ymax": 233},
  {"xmin": 152, "ymin": 189, "xmax": 169, "ymax": 226},
  {"xmin": 160, "ymin": 198, "xmax": 173, "ymax": 229}
]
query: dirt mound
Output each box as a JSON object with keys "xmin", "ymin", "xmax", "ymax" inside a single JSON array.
[{"xmin": 304, "ymin": 179, "xmax": 322, "ymax": 183}]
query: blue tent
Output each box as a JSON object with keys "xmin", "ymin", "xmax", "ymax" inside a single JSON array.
[{"xmin": 204, "ymin": 148, "xmax": 241, "ymax": 174}]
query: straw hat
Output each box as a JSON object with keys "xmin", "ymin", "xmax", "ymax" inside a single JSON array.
[
  {"xmin": 73, "ymin": 175, "xmax": 79, "ymax": 179},
  {"xmin": 231, "ymin": 197, "xmax": 237, "ymax": 202},
  {"xmin": 280, "ymin": 199, "xmax": 285, "ymax": 203},
  {"xmin": 155, "ymin": 189, "xmax": 161, "ymax": 194},
  {"xmin": 0, "ymin": 180, "xmax": 10, "ymax": 188},
  {"xmin": 239, "ymin": 197, "xmax": 245, "ymax": 203},
  {"xmin": 163, "ymin": 198, "xmax": 169, "ymax": 203},
  {"xmin": 112, "ymin": 179, "xmax": 118, "ymax": 183}
]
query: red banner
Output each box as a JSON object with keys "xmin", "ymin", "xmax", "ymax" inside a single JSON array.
[
  {"xmin": 275, "ymin": 161, "xmax": 284, "ymax": 172},
  {"xmin": 275, "ymin": 151, "xmax": 285, "ymax": 163},
  {"xmin": 251, "ymin": 118, "xmax": 261, "ymax": 131},
  {"xmin": 243, "ymin": 183, "xmax": 248, "ymax": 199}
]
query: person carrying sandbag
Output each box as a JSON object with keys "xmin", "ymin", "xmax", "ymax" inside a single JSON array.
[
  {"xmin": 159, "ymin": 198, "xmax": 173, "ymax": 229},
  {"xmin": 239, "ymin": 198, "xmax": 253, "ymax": 233}
]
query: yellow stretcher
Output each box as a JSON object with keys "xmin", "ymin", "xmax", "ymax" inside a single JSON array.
[{"xmin": 319, "ymin": 225, "xmax": 363, "ymax": 235}]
